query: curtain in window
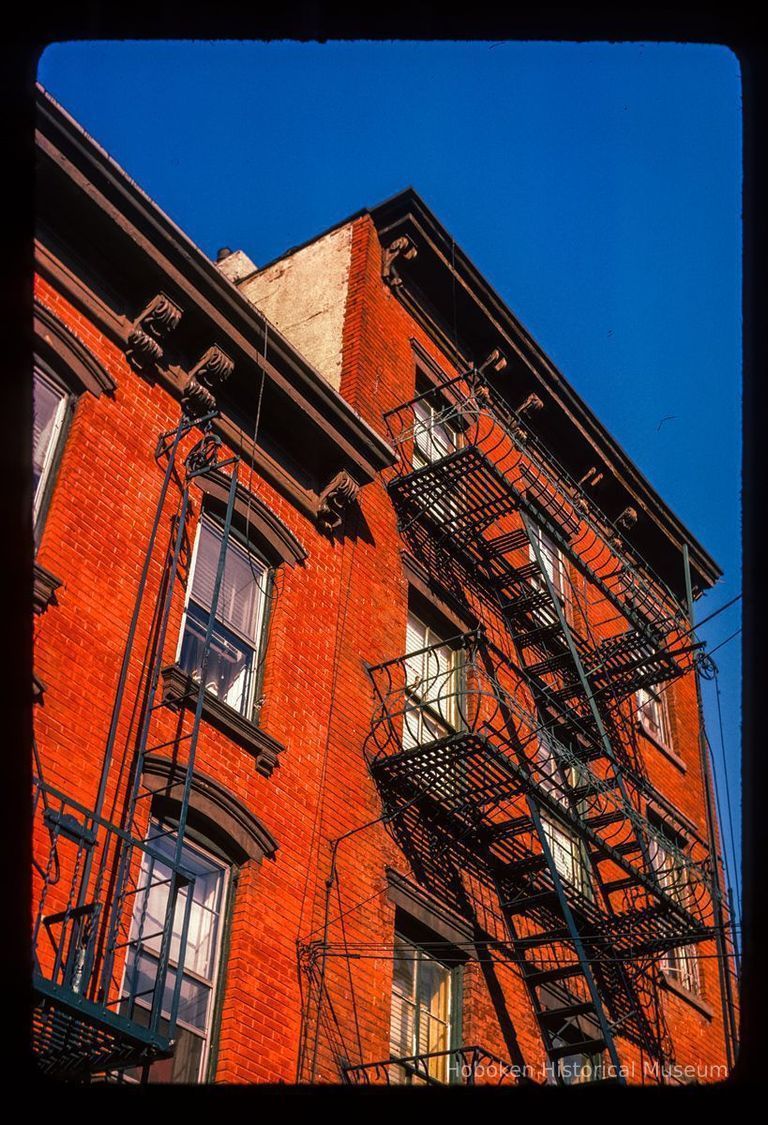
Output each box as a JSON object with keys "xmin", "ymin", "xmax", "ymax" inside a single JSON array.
[{"xmin": 190, "ymin": 520, "xmax": 267, "ymax": 643}]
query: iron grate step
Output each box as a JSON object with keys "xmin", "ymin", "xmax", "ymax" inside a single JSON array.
[{"xmin": 548, "ymin": 1037, "xmax": 606, "ymax": 1062}]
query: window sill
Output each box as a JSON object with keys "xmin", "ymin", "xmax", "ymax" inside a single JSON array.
[
  {"xmin": 33, "ymin": 561, "xmax": 63, "ymax": 615},
  {"xmin": 636, "ymin": 720, "xmax": 687, "ymax": 773},
  {"xmin": 160, "ymin": 664, "xmax": 285, "ymax": 778},
  {"xmin": 659, "ymin": 971, "xmax": 713, "ymax": 1020}
]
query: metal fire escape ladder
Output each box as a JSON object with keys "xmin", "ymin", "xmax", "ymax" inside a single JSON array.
[
  {"xmin": 491, "ymin": 801, "xmax": 624, "ymax": 1084},
  {"xmin": 475, "ymin": 642, "xmax": 625, "ymax": 1084}
]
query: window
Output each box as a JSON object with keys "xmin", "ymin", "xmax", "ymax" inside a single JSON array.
[
  {"xmin": 529, "ymin": 521, "xmax": 569, "ymax": 607},
  {"xmin": 403, "ymin": 612, "xmax": 459, "ymax": 752},
  {"xmin": 648, "ymin": 829, "xmax": 701, "ymax": 995},
  {"xmin": 120, "ymin": 822, "xmax": 229, "ymax": 1083},
  {"xmin": 637, "ymin": 686, "xmax": 672, "ymax": 748},
  {"xmin": 178, "ymin": 515, "xmax": 270, "ymax": 719},
  {"xmin": 410, "ymin": 391, "xmax": 461, "ymax": 524},
  {"xmin": 411, "ymin": 395, "xmax": 458, "ymax": 472},
  {"xmin": 33, "ymin": 365, "xmax": 69, "ymax": 529},
  {"xmin": 541, "ymin": 813, "xmax": 593, "ymax": 901},
  {"xmin": 550, "ymin": 1042, "xmax": 602, "ymax": 1086},
  {"xmin": 389, "ymin": 933, "xmax": 460, "ymax": 1084}
]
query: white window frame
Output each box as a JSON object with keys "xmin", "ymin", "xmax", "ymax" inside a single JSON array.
[
  {"xmin": 403, "ymin": 612, "xmax": 459, "ymax": 750},
  {"xmin": 636, "ymin": 686, "xmax": 672, "ymax": 749},
  {"xmin": 33, "ymin": 364, "xmax": 69, "ymax": 527},
  {"xmin": 176, "ymin": 514, "xmax": 269, "ymax": 719},
  {"xmin": 389, "ymin": 932, "xmax": 457, "ymax": 1084},
  {"xmin": 541, "ymin": 812, "xmax": 593, "ymax": 901},
  {"xmin": 120, "ymin": 823, "xmax": 230, "ymax": 1083}
]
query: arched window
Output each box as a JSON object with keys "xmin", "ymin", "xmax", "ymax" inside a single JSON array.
[{"xmin": 116, "ymin": 758, "xmax": 278, "ymax": 1084}]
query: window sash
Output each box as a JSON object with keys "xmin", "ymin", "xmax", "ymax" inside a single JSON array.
[
  {"xmin": 121, "ymin": 824, "xmax": 228, "ymax": 1083},
  {"xmin": 542, "ymin": 814, "xmax": 593, "ymax": 899},
  {"xmin": 390, "ymin": 935, "xmax": 455, "ymax": 1084},
  {"xmin": 637, "ymin": 687, "xmax": 671, "ymax": 746},
  {"xmin": 661, "ymin": 945, "xmax": 701, "ymax": 994},
  {"xmin": 529, "ymin": 523, "xmax": 567, "ymax": 602},
  {"xmin": 188, "ymin": 517, "xmax": 268, "ymax": 645},
  {"xmin": 412, "ymin": 399, "xmax": 457, "ymax": 469},
  {"xmin": 33, "ymin": 366, "xmax": 68, "ymax": 524},
  {"xmin": 403, "ymin": 614, "xmax": 459, "ymax": 749},
  {"xmin": 178, "ymin": 516, "xmax": 269, "ymax": 717}
]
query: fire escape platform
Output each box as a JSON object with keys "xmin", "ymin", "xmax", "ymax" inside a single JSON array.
[{"xmin": 32, "ymin": 973, "xmax": 172, "ymax": 1079}]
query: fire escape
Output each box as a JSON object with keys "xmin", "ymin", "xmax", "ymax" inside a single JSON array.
[
  {"xmin": 354, "ymin": 368, "xmax": 731, "ymax": 1085},
  {"xmin": 32, "ymin": 321, "xmax": 238, "ymax": 1082}
]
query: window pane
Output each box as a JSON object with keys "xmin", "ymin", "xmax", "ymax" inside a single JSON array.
[
  {"xmin": 126, "ymin": 950, "xmax": 211, "ymax": 1032},
  {"xmin": 190, "ymin": 520, "xmax": 267, "ymax": 643},
  {"xmin": 179, "ymin": 603, "xmax": 253, "ymax": 714},
  {"xmin": 131, "ymin": 833, "xmax": 224, "ymax": 979},
  {"xmin": 390, "ymin": 938, "xmax": 416, "ymax": 1063},
  {"xmin": 33, "ymin": 369, "xmax": 66, "ymax": 505}
]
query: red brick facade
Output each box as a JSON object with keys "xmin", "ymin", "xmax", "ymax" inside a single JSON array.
[{"xmin": 32, "ymin": 88, "xmax": 737, "ymax": 1086}]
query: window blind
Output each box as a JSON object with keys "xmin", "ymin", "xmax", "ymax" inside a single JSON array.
[{"xmin": 190, "ymin": 519, "xmax": 267, "ymax": 644}]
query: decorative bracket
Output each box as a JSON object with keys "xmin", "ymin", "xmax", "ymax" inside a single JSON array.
[
  {"xmin": 516, "ymin": 393, "xmax": 544, "ymax": 419},
  {"xmin": 125, "ymin": 293, "xmax": 182, "ymax": 372},
  {"xmin": 573, "ymin": 466, "xmax": 605, "ymax": 512},
  {"xmin": 479, "ymin": 348, "xmax": 508, "ymax": 375},
  {"xmin": 510, "ymin": 393, "xmax": 543, "ymax": 444},
  {"xmin": 382, "ymin": 235, "xmax": 417, "ymax": 289},
  {"xmin": 616, "ymin": 506, "xmax": 639, "ymax": 533},
  {"xmin": 317, "ymin": 470, "xmax": 360, "ymax": 532},
  {"xmin": 181, "ymin": 345, "xmax": 235, "ymax": 419}
]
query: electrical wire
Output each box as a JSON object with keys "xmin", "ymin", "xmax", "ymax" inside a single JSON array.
[{"xmin": 711, "ymin": 669, "xmax": 742, "ymax": 929}]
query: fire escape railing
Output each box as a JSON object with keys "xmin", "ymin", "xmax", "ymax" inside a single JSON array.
[
  {"xmin": 367, "ymin": 634, "xmax": 714, "ymax": 955},
  {"xmin": 369, "ymin": 367, "xmax": 732, "ymax": 1081},
  {"xmin": 364, "ymin": 634, "xmax": 716, "ymax": 1081},
  {"xmin": 31, "ymin": 777, "xmax": 196, "ymax": 1077},
  {"xmin": 383, "ymin": 372, "xmax": 700, "ymax": 706},
  {"xmin": 342, "ymin": 1045, "xmax": 518, "ymax": 1085}
]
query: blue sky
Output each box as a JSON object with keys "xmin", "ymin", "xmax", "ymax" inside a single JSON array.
[{"xmin": 38, "ymin": 41, "xmax": 743, "ymax": 915}]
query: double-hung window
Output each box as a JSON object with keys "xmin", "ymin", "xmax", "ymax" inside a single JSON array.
[
  {"xmin": 389, "ymin": 933, "xmax": 459, "ymax": 1084},
  {"xmin": 33, "ymin": 365, "xmax": 69, "ymax": 530},
  {"xmin": 648, "ymin": 829, "xmax": 701, "ymax": 995},
  {"xmin": 529, "ymin": 522, "xmax": 569, "ymax": 610},
  {"xmin": 411, "ymin": 392, "xmax": 461, "ymax": 524},
  {"xmin": 178, "ymin": 515, "xmax": 269, "ymax": 719},
  {"xmin": 637, "ymin": 686, "xmax": 672, "ymax": 749},
  {"xmin": 541, "ymin": 813, "xmax": 593, "ymax": 901},
  {"xmin": 402, "ymin": 612, "xmax": 459, "ymax": 752},
  {"xmin": 121, "ymin": 822, "xmax": 229, "ymax": 1083},
  {"xmin": 411, "ymin": 395, "xmax": 457, "ymax": 472}
]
